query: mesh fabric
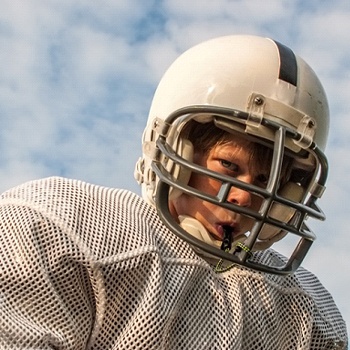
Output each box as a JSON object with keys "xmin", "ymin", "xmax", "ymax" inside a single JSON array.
[{"xmin": 0, "ymin": 177, "xmax": 347, "ymax": 349}]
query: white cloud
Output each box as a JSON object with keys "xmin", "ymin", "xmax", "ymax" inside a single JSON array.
[
  {"xmin": 164, "ymin": 0, "xmax": 292, "ymax": 21},
  {"xmin": 0, "ymin": 0, "xmax": 349, "ymax": 338}
]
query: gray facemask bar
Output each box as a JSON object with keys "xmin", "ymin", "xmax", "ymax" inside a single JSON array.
[{"xmin": 152, "ymin": 106, "xmax": 328, "ymax": 275}]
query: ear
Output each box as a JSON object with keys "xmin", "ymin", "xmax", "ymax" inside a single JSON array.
[
  {"xmin": 258, "ymin": 182, "xmax": 304, "ymax": 241},
  {"xmin": 167, "ymin": 138, "xmax": 194, "ymax": 200}
]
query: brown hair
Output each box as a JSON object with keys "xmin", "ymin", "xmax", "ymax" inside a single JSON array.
[{"xmin": 181, "ymin": 120, "xmax": 293, "ymax": 185}]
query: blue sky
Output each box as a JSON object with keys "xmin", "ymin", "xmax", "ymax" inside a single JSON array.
[{"xmin": 1, "ymin": 0, "xmax": 349, "ymax": 335}]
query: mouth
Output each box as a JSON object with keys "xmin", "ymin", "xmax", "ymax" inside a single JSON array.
[{"xmin": 212, "ymin": 223, "xmax": 241, "ymax": 242}]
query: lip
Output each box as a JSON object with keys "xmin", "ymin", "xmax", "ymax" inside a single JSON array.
[{"xmin": 214, "ymin": 222, "xmax": 241, "ymax": 241}]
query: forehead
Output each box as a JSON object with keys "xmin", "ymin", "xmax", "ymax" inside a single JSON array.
[
  {"xmin": 186, "ymin": 120, "xmax": 274, "ymax": 166},
  {"xmin": 207, "ymin": 131, "xmax": 256, "ymax": 156}
]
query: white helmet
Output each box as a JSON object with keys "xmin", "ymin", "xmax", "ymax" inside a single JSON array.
[{"xmin": 135, "ymin": 35, "xmax": 329, "ymax": 275}]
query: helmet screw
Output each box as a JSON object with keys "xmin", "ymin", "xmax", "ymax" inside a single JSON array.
[
  {"xmin": 308, "ymin": 119, "xmax": 315, "ymax": 128},
  {"xmin": 254, "ymin": 96, "xmax": 264, "ymax": 106}
]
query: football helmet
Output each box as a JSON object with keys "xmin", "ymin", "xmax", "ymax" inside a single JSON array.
[{"xmin": 135, "ymin": 35, "xmax": 329, "ymax": 275}]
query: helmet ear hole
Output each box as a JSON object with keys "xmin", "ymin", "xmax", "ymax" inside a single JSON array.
[{"xmin": 168, "ymin": 138, "xmax": 194, "ymax": 200}]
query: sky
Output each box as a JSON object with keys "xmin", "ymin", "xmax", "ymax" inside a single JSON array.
[{"xmin": 0, "ymin": 0, "xmax": 349, "ymax": 336}]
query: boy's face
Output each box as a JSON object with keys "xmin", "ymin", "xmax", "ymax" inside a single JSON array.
[{"xmin": 169, "ymin": 132, "xmax": 269, "ymax": 243}]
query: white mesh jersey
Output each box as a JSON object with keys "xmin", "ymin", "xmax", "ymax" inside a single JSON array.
[{"xmin": 0, "ymin": 177, "xmax": 347, "ymax": 349}]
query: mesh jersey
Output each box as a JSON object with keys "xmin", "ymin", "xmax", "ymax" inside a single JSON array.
[{"xmin": 0, "ymin": 177, "xmax": 347, "ymax": 350}]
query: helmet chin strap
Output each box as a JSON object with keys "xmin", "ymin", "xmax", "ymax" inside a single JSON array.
[
  {"xmin": 179, "ymin": 215, "xmax": 250, "ymax": 272},
  {"xmin": 179, "ymin": 215, "xmax": 221, "ymax": 248},
  {"xmin": 178, "ymin": 215, "xmax": 245, "ymax": 257}
]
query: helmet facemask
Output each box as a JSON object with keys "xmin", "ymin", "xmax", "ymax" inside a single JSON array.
[{"xmin": 147, "ymin": 105, "xmax": 328, "ymax": 275}]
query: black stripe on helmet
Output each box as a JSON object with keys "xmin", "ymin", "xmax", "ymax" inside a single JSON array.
[{"xmin": 273, "ymin": 40, "xmax": 298, "ymax": 87}]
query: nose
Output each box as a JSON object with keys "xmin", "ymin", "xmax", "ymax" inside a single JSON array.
[
  {"xmin": 227, "ymin": 186, "xmax": 252, "ymax": 207},
  {"xmin": 226, "ymin": 174, "xmax": 253, "ymax": 207}
]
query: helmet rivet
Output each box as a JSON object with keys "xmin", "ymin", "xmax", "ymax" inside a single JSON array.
[
  {"xmin": 254, "ymin": 96, "xmax": 264, "ymax": 106},
  {"xmin": 308, "ymin": 120, "xmax": 315, "ymax": 128}
]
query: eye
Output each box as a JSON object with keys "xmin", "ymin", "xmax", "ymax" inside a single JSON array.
[
  {"xmin": 255, "ymin": 173, "xmax": 269, "ymax": 187},
  {"xmin": 220, "ymin": 159, "xmax": 239, "ymax": 172}
]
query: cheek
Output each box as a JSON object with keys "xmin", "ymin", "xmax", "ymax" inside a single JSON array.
[
  {"xmin": 171, "ymin": 192, "xmax": 219, "ymax": 227},
  {"xmin": 251, "ymin": 195, "xmax": 263, "ymax": 211},
  {"xmin": 190, "ymin": 153, "xmax": 219, "ymax": 192},
  {"xmin": 188, "ymin": 172, "xmax": 221, "ymax": 195},
  {"xmin": 170, "ymin": 192, "xmax": 198, "ymax": 218}
]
